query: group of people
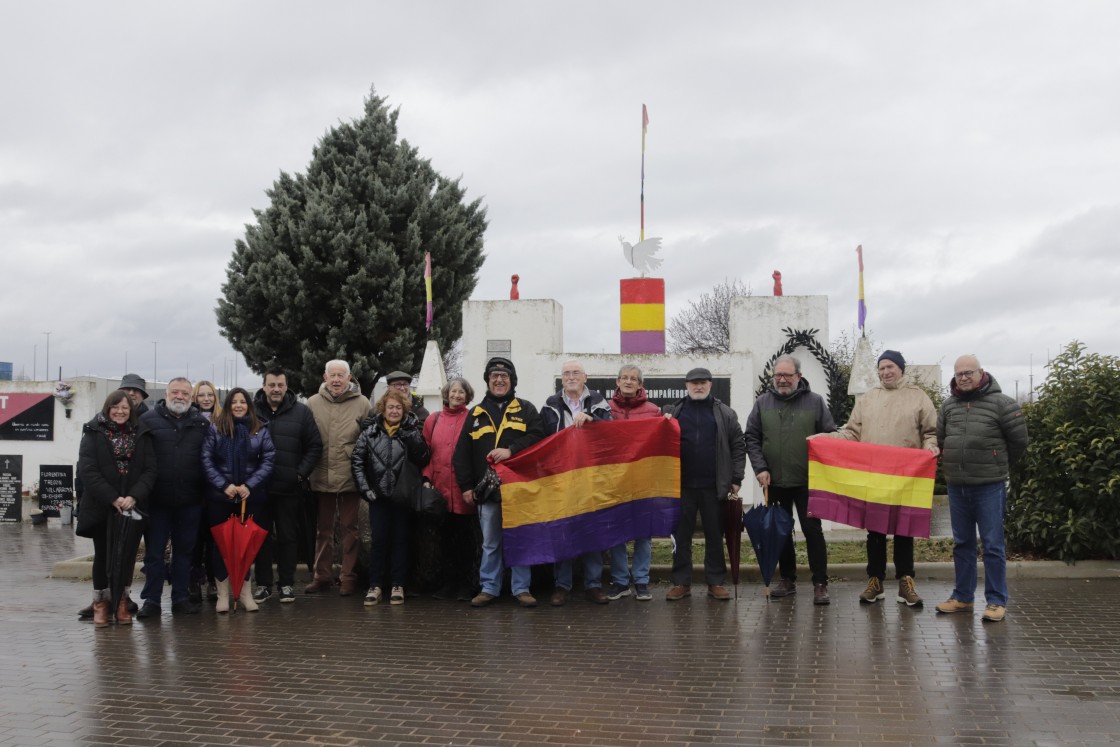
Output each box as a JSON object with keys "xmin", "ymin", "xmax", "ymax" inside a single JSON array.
[{"xmin": 75, "ymin": 345, "xmax": 1027, "ymax": 626}]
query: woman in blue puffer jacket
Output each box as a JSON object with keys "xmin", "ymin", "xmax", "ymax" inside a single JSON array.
[{"xmin": 201, "ymin": 387, "xmax": 275, "ymax": 613}]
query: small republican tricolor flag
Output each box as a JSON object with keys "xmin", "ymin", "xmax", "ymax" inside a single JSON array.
[
  {"xmin": 807, "ymin": 438, "xmax": 936, "ymax": 538},
  {"xmin": 496, "ymin": 418, "xmax": 681, "ymax": 567},
  {"xmin": 424, "ymin": 251, "xmax": 433, "ymax": 331}
]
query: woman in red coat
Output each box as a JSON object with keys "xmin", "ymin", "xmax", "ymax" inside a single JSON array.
[
  {"xmin": 607, "ymin": 364, "xmax": 664, "ymax": 601},
  {"xmin": 422, "ymin": 377, "xmax": 478, "ymax": 601}
]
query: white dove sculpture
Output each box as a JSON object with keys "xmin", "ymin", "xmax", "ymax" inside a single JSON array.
[{"xmin": 619, "ymin": 235, "xmax": 664, "ymax": 277}]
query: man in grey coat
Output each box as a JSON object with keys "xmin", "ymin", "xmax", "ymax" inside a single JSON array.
[{"xmin": 935, "ymin": 355, "xmax": 1028, "ymax": 623}]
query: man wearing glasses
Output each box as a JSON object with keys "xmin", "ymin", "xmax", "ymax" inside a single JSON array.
[
  {"xmin": 935, "ymin": 356, "xmax": 1028, "ymax": 623},
  {"xmin": 744, "ymin": 355, "xmax": 837, "ymax": 604},
  {"xmin": 541, "ymin": 359, "xmax": 614, "ymax": 605},
  {"xmin": 453, "ymin": 356, "xmax": 545, "ymax": 608}
]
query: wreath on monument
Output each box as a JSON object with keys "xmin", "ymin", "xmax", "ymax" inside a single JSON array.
[{"xmin": 755, "ymin": 328, "xmax": 852, "ymax": 425}]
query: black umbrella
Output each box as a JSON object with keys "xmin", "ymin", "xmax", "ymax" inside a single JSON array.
[
  {"xmin": 742, "ymin": 488, "xmax": 793, "ymax": 601},
  {"xmin": 106, "ymin": 508, "xmax": 147, "ymax": 614}
]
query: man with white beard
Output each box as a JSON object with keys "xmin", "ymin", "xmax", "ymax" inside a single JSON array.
[{"xmin": 136, "ymin": 377, "xmax": 211, "ymax": 619}]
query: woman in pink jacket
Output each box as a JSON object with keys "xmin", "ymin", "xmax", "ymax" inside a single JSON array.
[{"xmin": 422, "ymin": 376, "xmax": 478, "ymax": 601}]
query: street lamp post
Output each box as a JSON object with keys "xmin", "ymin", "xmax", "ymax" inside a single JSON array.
[{"xmin": 42, "ymin": 332, "xmax": 51, "ymax": 381}]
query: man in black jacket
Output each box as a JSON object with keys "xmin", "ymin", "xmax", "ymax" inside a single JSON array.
[
  {"xmin": 252, "ymin": 367, "xmax": 324, "ymax": 603},
  {"xmin": 663, "ymin": 367, "xmax": 746, "ymax": 602},
  {"xmin": 453, "ymin": 356, "xmax": 545, "ymax": 608},
  {"xmin": 137, "ymin": 377, "xmax": 210, "ymax": 619},
  {"xmin": 541, "ymin": 359, "xmax": 614, "ymax": 606}
]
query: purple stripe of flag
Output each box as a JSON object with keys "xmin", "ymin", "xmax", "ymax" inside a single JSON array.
[
  {"xmin": 807, "ymin": 489, "xmax": 931, "ymax": 539},
  {"xmin": 503, "ymin": 496, "xmax": 679, "ymax": 567}
]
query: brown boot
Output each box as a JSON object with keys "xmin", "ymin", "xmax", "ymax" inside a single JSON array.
[
  {"xmin": 92, "ymin": 589, "xmax": 110, "ymax": 628},
  {"xmin": 115, "ymin": 587, "xmax": 133, "ymax": 625}
]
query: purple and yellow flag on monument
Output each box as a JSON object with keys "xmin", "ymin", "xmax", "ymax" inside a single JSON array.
[
  {"xmin": 496, "ymin": 418, "xmax": 681, "ymax": 567},
  {"xmin": 807, "ymin": 438, "xmax": 936, "ymax": 538}
]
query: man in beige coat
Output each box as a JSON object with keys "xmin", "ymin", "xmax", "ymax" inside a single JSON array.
[
  {"xmin": 305, "ymin": 360, "xmax": 372, "ymax": 596},
  {"xmin": 814, "ymin": 350, "xmax": 939, "ymax": 607}
]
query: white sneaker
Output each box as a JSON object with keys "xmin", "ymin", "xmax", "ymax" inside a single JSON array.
[
  {"xmin": 364, "ymin": 587, "xmax": 382, "ymax": 606},
  {"xmin": 390, "ymin": 586, "xmax": 405, "ymax": 605}
]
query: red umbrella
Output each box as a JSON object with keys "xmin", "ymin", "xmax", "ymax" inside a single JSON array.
[
  {"xmin": 723, "ymin": 489, "xmax": 744, "ymax": 598},
  {"xmin": 210, "ymin": 499, "xmax": 268, "ymax": 609}
]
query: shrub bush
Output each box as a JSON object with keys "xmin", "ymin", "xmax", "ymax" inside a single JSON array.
[{"xmin": 1007, "ymin": 342, "xmax": 1120, "ymax": 561}]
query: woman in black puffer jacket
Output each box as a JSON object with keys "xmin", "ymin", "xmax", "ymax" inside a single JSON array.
[{"xmin": 351, "ymin": 389, "xmax": 430, "ymax": 606}]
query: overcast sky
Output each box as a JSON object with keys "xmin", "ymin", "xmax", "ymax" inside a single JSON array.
[{"xmin": 3, "ymin": 2, "xmax": 1118, "ymax": 398}]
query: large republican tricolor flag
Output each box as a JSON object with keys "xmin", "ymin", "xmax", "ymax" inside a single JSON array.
[
  {"xmin": 807, "ymin": 438, "xmax": 937, "ymax": 538},
  {"xmin": 495, "ymin": 417, "xmax": 681, "ymax": 567}
]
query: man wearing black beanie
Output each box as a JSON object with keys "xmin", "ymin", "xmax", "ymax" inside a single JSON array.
[
  {"xmin": 452, "ymin": 356, "xmax": 545, "ymax": 608},
  {"xmin": 813, "ymin": 349, "xmax": 939, "ymax": 607}
]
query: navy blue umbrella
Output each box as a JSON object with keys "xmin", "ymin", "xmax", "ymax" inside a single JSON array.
[{"xmin": 742, "ymin": 490, "xmax": 793, "ymax": 601}]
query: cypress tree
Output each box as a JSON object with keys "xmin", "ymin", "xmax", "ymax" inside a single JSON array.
[{"xmin": 217, "ymin": 88, "xmax": 487, "ymax": 395}]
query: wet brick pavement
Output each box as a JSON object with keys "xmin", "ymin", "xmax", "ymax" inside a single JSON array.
[{"xmin": 3, "ymin": 523, "xmax": 1120, "ymax": 746}]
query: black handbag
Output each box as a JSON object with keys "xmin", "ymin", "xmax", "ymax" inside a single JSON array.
[
  {"xmin": 473, "ymin": 466, "xmax": 503, "ymax": 505},
  {"xmin": 390, "ymin": 460, "xmax": 423, "ymax": 507},
  {"xmin": 414, "ymin": 482, "xmax": 447, "ymax": 516}
]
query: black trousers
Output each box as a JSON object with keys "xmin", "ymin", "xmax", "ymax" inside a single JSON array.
[
  {"xmin": 671, "ymin": 486, "xmax": 726, "ymax": 586},
  {"xmin": 254, "ymin": 492, "xmax": 302, "ymax": 588},
  {"xmin": 866, "ymin": 531, "xmax": 914, "ymax": 580},
  {"xmin": 770, "ymin": 485, "xmax": 829, "ymax": 586}
]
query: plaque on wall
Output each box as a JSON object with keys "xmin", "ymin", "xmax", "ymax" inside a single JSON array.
[
  {"xmin": 0, "ymin": 455, "xmax": 21, "ymax": 523},
  {"xmin": 0, "ymin": 393, "xmax": 55, "ymax": 441},
  {"xmin": 575, "ymin": 376, "xmax": 732, "ymax": 410},
  {"xmin": 38, "ymin": 464, "xmax": 73, "ymax": 517}
]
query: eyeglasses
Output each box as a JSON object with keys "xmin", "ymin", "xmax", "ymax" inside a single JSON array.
[
  {"xmin": 773, "ymin": 373, "xmax": 799, "ymax": 380},
  {"xmin": 618, "ymin": 376, "xmax": 640, "ymax": 383},
  {"xmin": 489, "ymin": 372, "xmax": 510, "ymax": 380},
  {"xmin": 954, "ymin": 370, "xmax": 977, "ymax": 379}
]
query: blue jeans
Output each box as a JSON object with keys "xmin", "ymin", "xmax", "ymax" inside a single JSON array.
[
  {"xmin": 948, "ymin": 481, "xmax": 1008, "ymax": 606},
  {"xmin": 478, "ymin": 502, "xmax": 531, "ymax": 597},
  {"xmin": 554, "ymin": 551, "xmax": 604, "ymax": 591},
  {"xmin": 609, "ymin": 538, "xmax": 652, "ymax": 586},
  {"xmin": 141, "ymin": 502, "xmax": 203, "ymax": 606}
]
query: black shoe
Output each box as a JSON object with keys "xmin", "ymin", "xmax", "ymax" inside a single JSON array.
[
  {"xmin": 78, "ymin": 604, "xmax": 93, "ymax": 619},
  {"xmin": 136, "ymin": 602, "xmax": 161, "ymax": 620},
  {"xmin": 252, "ymin": 586, "xmax": 272, "ymax": 603},
  {"xmin": 126, "ymin": 597, "xmax": 138, "ymax": 613},
  {"xmin": 432, "ymin": 584, "xmax": 456, "ymax": 601},
  {"xmin": 171, "ymin": 600, "xmax": 201, "ymax": 616}
]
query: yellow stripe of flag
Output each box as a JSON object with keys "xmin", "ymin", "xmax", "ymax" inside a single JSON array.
[
  {"xmin": 502, "ymin": 455, "xmax": 680, "ymax": 529},
  {"xmin": 809, "ymin": 461, "xmax": 934, "ymax": 509}
]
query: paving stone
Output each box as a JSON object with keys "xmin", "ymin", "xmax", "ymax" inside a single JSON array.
[{"xmin": 4, "ymin": 525, "xmax": 1120, "ymax": 745}]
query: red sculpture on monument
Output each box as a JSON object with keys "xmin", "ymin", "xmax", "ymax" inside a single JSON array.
[
  {"xmin": 772, "ymin": 270, "xmax": 783, "ymax": 296},
  {"xmin": 510, "ymin": 274, "xmax": 520, "ymax": 300}
]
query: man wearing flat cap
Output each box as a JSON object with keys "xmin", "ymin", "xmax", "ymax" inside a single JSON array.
[
  {"xmin": 385, "ymin": 370, "xmax": 430, "ymax": 424},
  {"xmin": 663, "ymin": 367, "xmax": 746, "ymax": 601},
  {"xmin": 814, "ymin": 349, "xmax": 939, "ymax": 607}
]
